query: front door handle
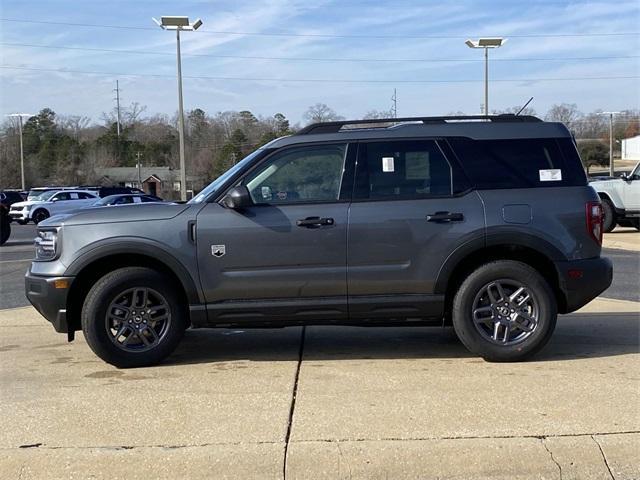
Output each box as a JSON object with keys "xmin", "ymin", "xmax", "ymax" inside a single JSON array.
[
  {"xmin": 426, "ymin": 211, "xmax": 464, "ymax": 223},
  {"xmin": 296, "ymin": 216, "xmax": 335, "ymax": 228}
]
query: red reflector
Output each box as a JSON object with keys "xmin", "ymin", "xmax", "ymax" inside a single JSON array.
[{"xmin": 568, "ymin": 269, "xmax": 583, "ymax": 279}]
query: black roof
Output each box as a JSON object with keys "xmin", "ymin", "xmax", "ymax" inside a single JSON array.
[{"xmin": 267, "ymin": 114, "xmax": 570, "ymax": 149}]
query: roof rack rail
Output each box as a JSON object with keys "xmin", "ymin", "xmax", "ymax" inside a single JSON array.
[{"xmin": 296, "ymin": 114, "xmax": 542, "ymax": 135}]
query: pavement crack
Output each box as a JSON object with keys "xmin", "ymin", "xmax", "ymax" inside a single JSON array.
[
  {"xmin": 541, "ymin": 438, "xmax": 563, "ymax": 480},
  {"xmin": 336, "ymin": 440, "xmax": 353, "ymax": 480},
  {"xmin": 283, "ymin": 325, "xmax": 306, "ymax": 480},
  {"xmin": 591, "ymin": 435, "xmax": 615, "ymax": 480}
]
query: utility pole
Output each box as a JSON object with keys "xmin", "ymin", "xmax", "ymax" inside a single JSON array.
[
  {"xmin": 6, "ymin": 113, "xmax": 31, "ymax": 190},
  {"xmin": 114, "ymin": 80, "xmax": 122, "ymax": 138},
  {"xmin": 600, "ymin": 111, "xmax": 620, "ymax": 176},
  {"xmin": 391, "ymin": 88, "xmax": 397, "ymax": 118},
  {"xmin": 136, "ymin": 152, "xmax": 143, "ymax": 189}
]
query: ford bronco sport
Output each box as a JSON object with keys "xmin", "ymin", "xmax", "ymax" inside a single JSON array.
[{"xmin": 26, "ymin": 115, "xmax": 613, "ymax": 367}]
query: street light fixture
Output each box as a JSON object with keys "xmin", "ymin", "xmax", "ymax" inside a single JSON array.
[
  {"xmin": 152, "ymin": 15, "xmax": 203, "ymax": 201},
  {"xmin": 599, "ymin": 111, "xmax": 621, "ymax": 176},
  {"xmin": 6, "ymin": 113, "xmax": 33, "ymax": 190},
  {"xmin": 465, "ymin": 37, "xmax": 507, "ymax": 115}
]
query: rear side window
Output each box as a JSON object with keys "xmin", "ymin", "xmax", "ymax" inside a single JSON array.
[
  {"xmin": 448, "ymin": 137, "xmax": 587, "ymax": 189},
  {"xmin": 354, "ymin": 140, "xmax": 452, "ymax": 200}
]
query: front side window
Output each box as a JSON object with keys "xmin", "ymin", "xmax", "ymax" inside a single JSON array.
[
  {"xmin": 52, "ymin": 192, "xmax": 72, "ymax": 201},
  {"xmin": 354, "ymin": 140, "xmax": 452, "ymax": 200},
  {"xmin": 243, "ymin": 144, "xmax": 347, "ymax": 204}
]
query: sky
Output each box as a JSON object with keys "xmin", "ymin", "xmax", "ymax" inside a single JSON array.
[{"xmin": 0, "ymin": 0, "xmax": 639, "ymax": 124}]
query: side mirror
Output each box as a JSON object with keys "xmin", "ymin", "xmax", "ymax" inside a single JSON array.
[
  {"xmin": 50, "ymin": 197, "xmax": 58, "ymax": 202},
  {"xmin": 221, "ymin": 186, "xmax": 253, "ymax": 209},
  {"xmin": 620, "ymin": 173, "xmax": 631, "ymax": 181}
]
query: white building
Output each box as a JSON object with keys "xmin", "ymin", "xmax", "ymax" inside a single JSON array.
[{"xmin": 622, "ymin": 135, "xmax": 640, "ymax": 160}]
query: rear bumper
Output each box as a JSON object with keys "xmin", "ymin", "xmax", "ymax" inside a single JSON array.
[
  {"xmin": 556, "ymin": 256, "xmax": 613, "ymax": 313},
  {"xmin": 25, "ymin": 270, "xmax": 73, "ymax": 333}
]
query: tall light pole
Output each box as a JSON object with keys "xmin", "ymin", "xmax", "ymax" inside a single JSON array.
[
  {"xmin": 6, "ymin": 113, "xmax": 32, "ymax": 190},
  {"xmin": 465, "ymin": 38, "xmax": 507, "ymax": 115},
  {"xmin": 600, "ymin": 111, "xmax": 621, "ymax": 176},
  {"xmin": 153, "ymin": 16, "xmax": 203, "ymax": 201}
]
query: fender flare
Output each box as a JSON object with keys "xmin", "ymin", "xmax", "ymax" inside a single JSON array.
[
  {"xmin": 434, "ymin": 231, "xmax": 565, "ymax": 295},
  {"xmin": 65, "ymin": 238, "xmax": 202, "ymax": 304}
]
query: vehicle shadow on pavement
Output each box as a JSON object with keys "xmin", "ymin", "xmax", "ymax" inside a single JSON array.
[{"xmin": 163, "ymin": 311, "xmax": 639, "ymax": 366}]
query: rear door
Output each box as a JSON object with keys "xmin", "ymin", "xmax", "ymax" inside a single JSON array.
[
  {"xmin": 347, "ymin": 139, "xmax": 485, "ymax": 320},
  {"xmin": 196, "ymin": 143, "xmax": 355, "ymax": 324}
]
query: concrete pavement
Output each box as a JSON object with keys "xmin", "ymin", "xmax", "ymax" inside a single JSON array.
[
  {"xmin": 1, "ymin": 298, "xmax": 638, "ymax": 479},
  {"xmin": 603, "ymin": 227, "xmax": 640, "ymax": 252}
]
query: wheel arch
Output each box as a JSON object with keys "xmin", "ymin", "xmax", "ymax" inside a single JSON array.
[
  {"xmin": 65, "ymin": 243, "xmax": 201, "ymax": 333},
  {"xmin": 436, "ymin": 239, "xmax": 567, "ymax": 318},
  {"xmin": 597, "ymin": 190, "xmax": 623, "ymax": 209}
]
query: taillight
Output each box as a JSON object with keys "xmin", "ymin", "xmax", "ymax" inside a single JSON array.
[{"xmin": 586, "ymin": 201, "xmax": 603, "ymax": 245}]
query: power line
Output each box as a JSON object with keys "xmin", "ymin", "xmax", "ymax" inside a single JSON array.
[
  {"xmin": 3, "ymin": 64, "xmax": 638, "ymax": 84},
  {"xmin": 2, "ymin": 42, "xmax": 639, "ymax": 64},
  {"xmin": 1, "ymin": 18, "xmax": 638, "ymax": 39}
]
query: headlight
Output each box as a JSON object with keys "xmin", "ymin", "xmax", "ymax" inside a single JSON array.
[{"xmin": 35, "ymin": 229, "xmax": 59, "ymax": 260}]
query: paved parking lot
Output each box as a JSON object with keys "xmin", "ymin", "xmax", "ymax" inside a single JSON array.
[{"xmin": 1, "ymin": 297, "xmax": 638, "ymax": 479}]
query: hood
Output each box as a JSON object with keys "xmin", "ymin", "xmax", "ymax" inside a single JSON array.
[
  {"xmin": 11, "ymin": 200, "xmax": 44, "ymax": 208},
  {"xmin": 39, "ymin": 202, "xmax": 191, "ymax": 227}
]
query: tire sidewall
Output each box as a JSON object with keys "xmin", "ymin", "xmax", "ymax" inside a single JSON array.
[
  {"xmin": 601, "ymin": 199, "xmax": 616, "ymax": 233},
  {"xmin": 452, "ymin": 261, "xmax": 557, "ymax": 362},
  {"xmin": 32, "ymin": 209, "xmax": 49, "ymax": 224},
  {"xmin": 82, "ymin": 268, "xmax": 186, "ymax": 368}
]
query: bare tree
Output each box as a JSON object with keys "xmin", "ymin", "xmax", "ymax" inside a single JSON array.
[
  {"xmin": 363, "ymin": 109, "xmax": 394, "ymax": 119},
  {"xmin": 545, "ymin": 103, "xmax": 582, "ymax": 130},
  {"xmin": 303, "ymin": 103, "xmax": 343, "ymax": 124}
]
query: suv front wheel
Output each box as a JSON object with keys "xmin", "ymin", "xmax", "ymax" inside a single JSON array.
[
  {"xmin": 452, "ymin": 260, "xmax": 557, "ymax": 362},
  {"xmin": 81, "ymin": 267, "xmax": 187, "ymax": 368}
]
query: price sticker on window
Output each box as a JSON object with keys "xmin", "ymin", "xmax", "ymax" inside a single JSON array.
[
  {"xmin": 382, "ymin": 156, "xmax": 395, "ymax": 172},
  {"xmin": 539, "ymin": 169, "xmax": 562, "ymax": 182}
]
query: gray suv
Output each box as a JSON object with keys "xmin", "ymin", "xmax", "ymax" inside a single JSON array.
[{"xmin": 25, "ymin": 115, "xmax": 613, "ymax": 367}]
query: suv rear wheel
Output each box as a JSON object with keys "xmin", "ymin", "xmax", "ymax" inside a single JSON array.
[
  {"xmin": 452, "ymin": 260, "xmax": 557, "ymax": 362},
  {"xmin": 601, "ymin": 198, "xmax": 617, "ymax": 233},
  {"xmin": 81, "ymin": 267, "xmax": 187, "ymax": 368}
]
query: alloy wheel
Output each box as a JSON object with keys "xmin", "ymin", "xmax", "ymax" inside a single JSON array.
[
  {"xmin": 105, "ymin": 287, "xmax": 172, "ymax": 352},
  {"xmin": 471, "ymin": 279, "xmax": 539, "ymax": 346}
]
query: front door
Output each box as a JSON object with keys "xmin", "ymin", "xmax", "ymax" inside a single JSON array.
[
  {"xmin": 347, "ymin": 139, "xmax": 485, "ymax": 320},
  {"xmin": 196, "ymin": 143, "xmax": 353, "ymax": 324}
]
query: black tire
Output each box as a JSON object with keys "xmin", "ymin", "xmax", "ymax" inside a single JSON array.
[
  {"xmin": 0, "ymin": 216, "xmax": 10, "ymax": 245},
  {"xmin": 452, "ymin": 260, "xmax": 557, "ymax": 362},
  {"xmin": 32, "ymin": 209, "xmax": 50, "ymax": 224},
  {"xmin": 81, "ymin": 267, "xmax": 187, "ymax": 368},
  {"xmin": 601, "ymin": 198, "xmax": 616, "ymax": 233},
  {"xmin": 17, "ymin": 220, "xmax": 27, "ymax": 225}
]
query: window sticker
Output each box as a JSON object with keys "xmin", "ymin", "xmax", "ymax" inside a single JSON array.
[
  {"xmin": 405, "ymin": 151, "xmax": 429, "ymax": 180},
  {"xmin": 382, "ymin": 156, "xmax": 395, "ymax": 172},
  {"xmin": 539, "ymin": 169, "xmax": 562, "ymax": 182}
]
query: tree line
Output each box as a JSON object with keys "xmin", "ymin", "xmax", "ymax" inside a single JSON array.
[{"xmin": 1, "ymin": 102, "xmax": 638, "ymax": 191}]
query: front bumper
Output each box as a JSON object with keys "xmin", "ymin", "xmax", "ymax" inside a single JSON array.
[
  {"xmin": 9, "ymin": 210, "xmax": 29, "ymax": 221},
  {"xmin": 556, "ymin": 256, "xmax": 613, "ymax": 313},
  {"xmin": 25, "ymin": 270, "xmax": 74, "ymax": 333}
]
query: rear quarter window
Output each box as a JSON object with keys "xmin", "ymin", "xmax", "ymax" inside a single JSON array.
[{"xmin": 447, "ymin": 137, "xmax": 587, "ymax": 189}]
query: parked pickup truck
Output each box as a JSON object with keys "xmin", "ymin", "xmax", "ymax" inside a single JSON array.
[{"xmin": 590, "ymin": 162, "xmax": 640, "ymax": 232}]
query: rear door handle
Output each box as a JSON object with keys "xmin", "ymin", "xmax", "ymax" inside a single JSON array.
[
  {"xmin": 426, "ymin": 211, "xmax": 464, "ymax": 223},
  {"xmin": 296, "ymin": 216, "xmax": 335, "ymax": 228}
]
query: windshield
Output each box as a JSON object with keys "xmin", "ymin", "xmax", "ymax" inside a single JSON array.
[
  {"xmin": 92, "ymin": 197, "xmax": 112, "ymax": 206},
  {"xmin": 35, "ymin": 190, "xmax": 58, "ymax": 201}
]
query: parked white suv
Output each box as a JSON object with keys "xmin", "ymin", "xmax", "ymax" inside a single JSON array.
[
  {"xmin": 9, "ymin": 190, "xmax": 98, "ymax": 224},
  {"xmin": 590, "ymin": 162, "xmax": 640, "ymax": 231}
]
